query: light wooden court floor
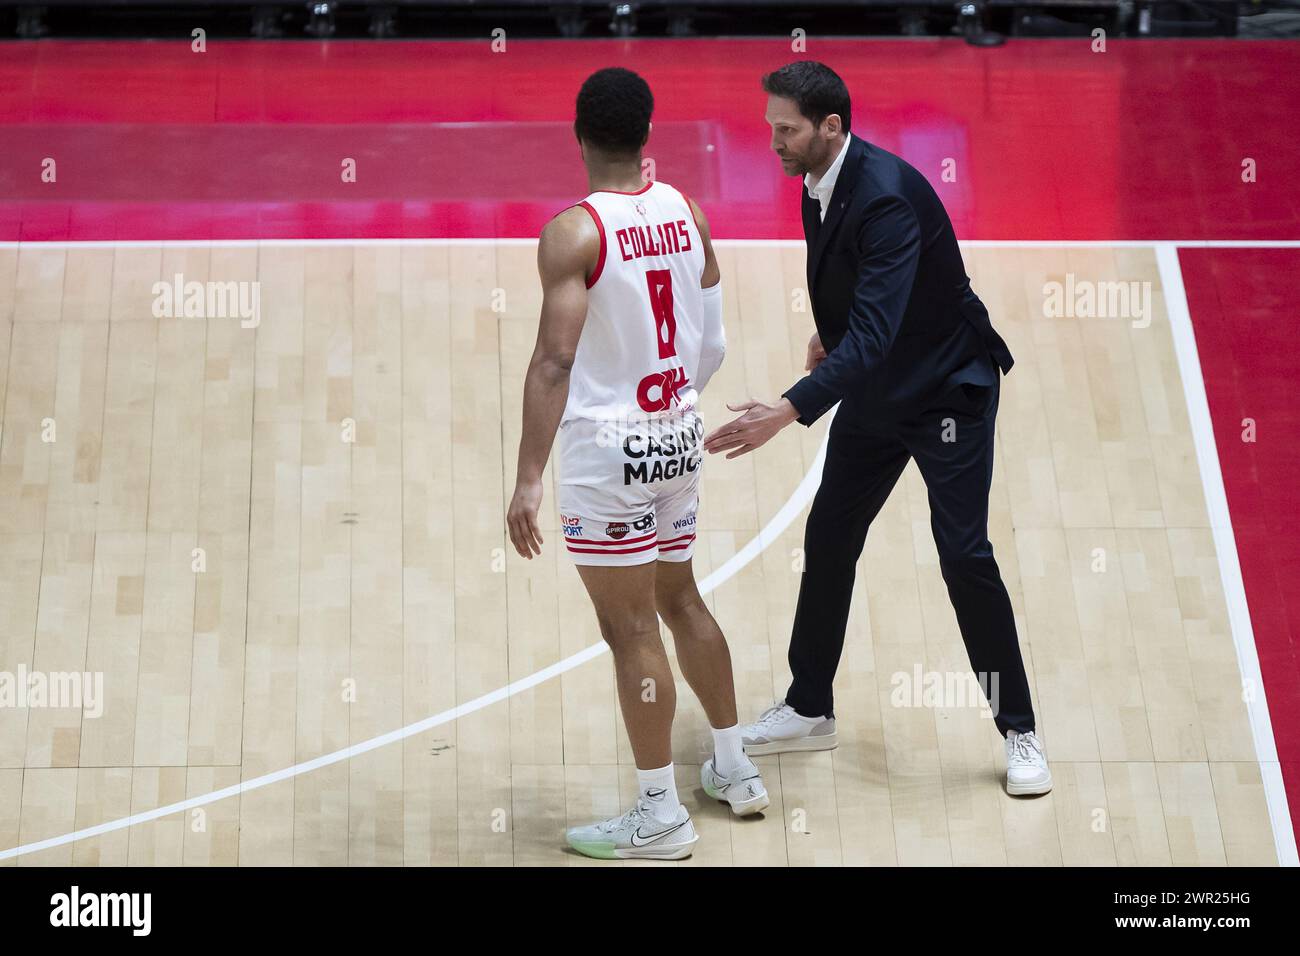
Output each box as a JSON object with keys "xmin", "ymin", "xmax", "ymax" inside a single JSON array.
[{"xmin": 0, "ymin": 241, "xmax": 1279, "ymax": 865}]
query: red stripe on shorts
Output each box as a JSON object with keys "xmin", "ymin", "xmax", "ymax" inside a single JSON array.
[
  {"xmin": 565, "ymin": 531, "xmax": 656, "ymax": 548},
  {"xmin": 566, "ymin": 540, "xmax": 659, "ymax": 556},
  {"xmin": 657, "ymin": 533, "xmax": 696, "ymax": 546}
]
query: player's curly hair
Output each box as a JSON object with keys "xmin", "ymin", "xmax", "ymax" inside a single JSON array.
[{"xmin": 574, "ymin": 67, "xmax": 654, "ymax": 157}]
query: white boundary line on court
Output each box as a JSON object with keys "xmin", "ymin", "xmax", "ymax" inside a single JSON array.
[
  {"xmin": 1155, "ymin": 242, "xmax": 1298, "ymax": 867},
  {"xmin": 0, "ymin": 409, "xmax": 836, "ymax": 862},
  {"xmin": 1, "ymin": 236, "xmax": 1296, "ymax": 865}
]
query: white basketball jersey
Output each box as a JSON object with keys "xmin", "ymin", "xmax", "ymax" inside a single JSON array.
[{"xmin": 561, "ymin": 180, "xmax": 707, "ymax": 427}]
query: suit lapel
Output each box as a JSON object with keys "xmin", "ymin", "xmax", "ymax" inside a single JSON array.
[
  {"xmin": 801, "ymin": 187, "xmax": 820, "ymax": 243},
  {"xmin": 801, "ymin": 188, "xmax": 821, "ymax": 288},
  {"xmin": 807, "ymin": 135, "xmax": 866, "ymax": 288}
]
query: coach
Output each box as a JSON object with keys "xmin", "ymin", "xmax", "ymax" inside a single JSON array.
[{"xmin": 701, "ymin": 61, "xmax": 1050, "ymax": 794}]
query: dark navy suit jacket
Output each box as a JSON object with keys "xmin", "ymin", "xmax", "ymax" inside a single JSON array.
[{"xmin": 782, "ymin": 135, "xmax": 1013, "ymax": 426}]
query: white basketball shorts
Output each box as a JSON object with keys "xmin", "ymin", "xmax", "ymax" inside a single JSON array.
[{"xmin": 556, "ymin": 410, "xmax": 703, "ymax": 567}]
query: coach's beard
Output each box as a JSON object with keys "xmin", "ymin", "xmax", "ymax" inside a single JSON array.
[{"xmin": 776, "ymin": 153, "xmax": 808, "ymax": 176}]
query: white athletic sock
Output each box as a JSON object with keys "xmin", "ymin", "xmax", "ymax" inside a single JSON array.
[
  {"xmin": 636, "ymin": 763, "xmax": 680, "ymax": 823},
  {"xmin": 711, "ymin": 723, "xmax": 749, "ymax": 776}
]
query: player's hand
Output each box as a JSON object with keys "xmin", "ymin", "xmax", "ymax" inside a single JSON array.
[
  {"xmin": 805, "ymin": 331, "xmax": 827, "ymax": 372},
  {"xmin": 507, "ymin": 479, "xmax": 545, "ymax": 559},
  {"xmin": 702, "ymin": 397, "xmax": 800, "ymax": 459}
]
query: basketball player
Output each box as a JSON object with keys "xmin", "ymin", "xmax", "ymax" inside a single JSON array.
[{"xmin": 506, "ymin": 67, "xmax": 768, "ymax": 860}]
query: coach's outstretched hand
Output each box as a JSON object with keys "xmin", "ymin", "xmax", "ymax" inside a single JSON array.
[
  {"xmin": 507, "ymin": 479, "xmax": 545, "ymax": 559},
  {"xmin": 702, "ymin": 397, "xmax": 800, "ymax": 460}
]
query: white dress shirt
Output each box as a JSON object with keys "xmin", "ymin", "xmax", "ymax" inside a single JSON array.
[{"xmin": 804, "ymin": 132, "xmax": 853, "ymax": 222}]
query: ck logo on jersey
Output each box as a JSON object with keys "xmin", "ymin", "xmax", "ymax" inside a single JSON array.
[
  {"xmin": 638, "ymin": 366, "xmax": 689, "ymax": 412},
  {"xmin": 606, "ymin": 522, "xmax": 630, "ymax": 540}
]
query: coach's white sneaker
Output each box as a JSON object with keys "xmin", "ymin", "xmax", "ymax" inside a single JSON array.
[
  {"xmin": 741, "ymin": 700, "xmax": 837, "ymax": 757},
  {"xmin": 1005, "ymin": 730, "xmax": 1052, "ymax": 796},
  {"xmin": 565, "ymin": 800, "xmax": 698, "ymax": 860},
  {"xmin": 701, "ymin": 756, "xmax": 770, "ymax": 816}
]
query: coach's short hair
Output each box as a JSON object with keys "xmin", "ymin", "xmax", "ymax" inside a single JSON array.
[
  {"xmin": 761, "ymin": 61, "xmax": 852, "ymax": 134},
  {"xmin": 575, "ymin": 67, "xmax": 654, "ymax": 156}
]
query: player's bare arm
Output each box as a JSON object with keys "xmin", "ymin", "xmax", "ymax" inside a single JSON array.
[
  {"xmin": 691, "ymin": 197, "xmax": 798, "ymax": 458},
  {"xmin": 698, "ymin": 179, "xmax": 798, "ymax": 457},
  {"xmin": 687, "ymin": 196, "xmax": 721, "ymax": 289},
  {"xmin": 688, "ymin": 195, "xmax": 728, "ymax": 394},
  {"xmin": 506, "ymin": 206, "xmax": 600, "ymax": 559}
]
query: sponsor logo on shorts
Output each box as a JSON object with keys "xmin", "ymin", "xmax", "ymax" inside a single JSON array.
[
  {"xmin": 606, "ymin": 522, "xmax": 630, "ymax": 540},
  {"xmin": 672, "ymin": 512, "xmax": 696, "ymax": 531},
  {"xmin": 561, "ymin": 514, "xmax": 584, "ymax": 538},
  {"xmin": 633, "ymin": 513, "xmax": 656, "ymax": 532},
  {"xmin": 622, "ymin": 416, "xmax": 704, "ymax": 487}
]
